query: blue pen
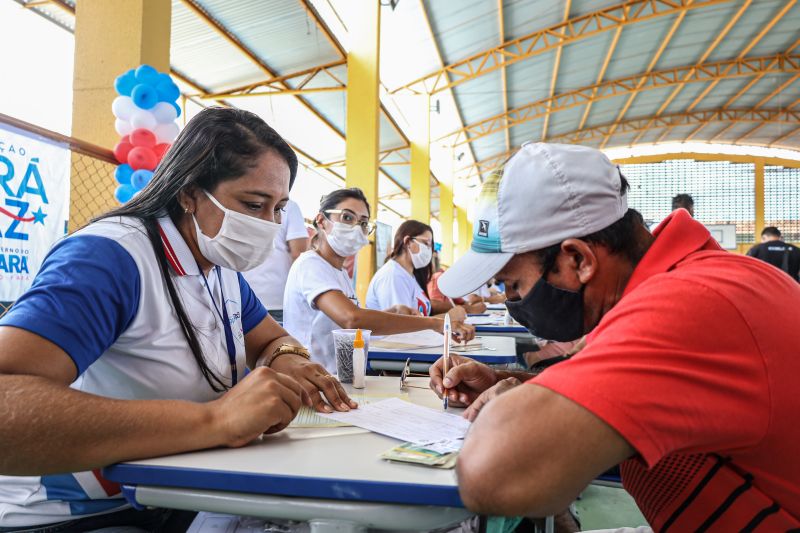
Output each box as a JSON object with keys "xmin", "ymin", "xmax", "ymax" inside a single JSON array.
[{"xmin": 442, "ymin": 314, "xmax": 451, "ymax": 410}]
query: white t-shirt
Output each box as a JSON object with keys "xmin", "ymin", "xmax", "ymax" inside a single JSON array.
[
  {"xmin": 366, "ymin": 259, "xmax": 431, "ymax": 316},
  {"xmin": 243, "ymin": 200, "xmax": 308, "ymax": 310},
  {"xmin": 283, "ymin": 250, "xmax": 358, "ymax": 372}
]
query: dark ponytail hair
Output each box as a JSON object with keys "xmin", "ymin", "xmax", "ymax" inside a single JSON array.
[
  {"xmin": 390, "ymin": 219, "xmax": 434, "ymax": 297},
  {"xmin": 311, "ymin": 188, "xmax": 370, "ymax": 246},
  {"xmin": 95, "ymin": 107, "xmax": 297, "ymax": 392}
]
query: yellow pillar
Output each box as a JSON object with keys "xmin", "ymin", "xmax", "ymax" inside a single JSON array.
[
  {"xmin": 410, "ymin": 94, "xmax": 431, "ymax": 224},
  {"xmin": 345, "ymin": 0, "xmax": 381, "ymax": 303},
  {"xmin": 439, "ymin": 175, "xmax": 454, "ymax": 267},
  {"xmin": 70, "ymin": 0, "xmax": 171, "ymax": 231},
  {"xmin": 456, "ymin": 207, "xmax": 471, "ymax": 259},
  {"xmin": 754, "ymin": 159, "xmax": 765, "ymax": 242}
]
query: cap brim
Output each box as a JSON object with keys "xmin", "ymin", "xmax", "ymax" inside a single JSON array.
[{"xmin": 439, "ymin": 250, "xmax": 514, "ymax": 298}]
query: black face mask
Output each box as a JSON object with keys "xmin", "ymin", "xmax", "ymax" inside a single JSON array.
[{"xmin": 505, "ymin": 277, "xmax": 585, "ymax": 342}]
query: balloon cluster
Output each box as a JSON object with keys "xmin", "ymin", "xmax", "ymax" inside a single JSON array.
[{"xmin": 112, "ymin": 64, "xmax": 181, "ymax": 203}]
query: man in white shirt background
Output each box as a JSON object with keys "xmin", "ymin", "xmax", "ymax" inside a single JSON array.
[{"xmin": 244, "ymin": 199, "xmax": 309, "ymax": 322}]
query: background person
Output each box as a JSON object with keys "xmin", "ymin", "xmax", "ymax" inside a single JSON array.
[
  {"xmin": 366, "ymin": 220, "xmax": 469, "ymax": 319},
  {"xmin": 671, "ymin": 193, "xmax": 694, "ymax": 217},
  {"xmin": 747, "ymin": 226, "xmax": 800, "ymax": 281},
  {"xmin": 243, "ymin": 199, "xmax": 309, "ymax": 322},
  {"xmin": 283, "ymin": 189, "xmax": 474, "ymax": 373}
]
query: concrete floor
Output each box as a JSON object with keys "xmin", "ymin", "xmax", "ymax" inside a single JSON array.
[{"xmin": 573, "ymin": 485, "xmax": 649, "ymax": 530}]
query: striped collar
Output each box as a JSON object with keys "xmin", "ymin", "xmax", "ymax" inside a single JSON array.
[{"xmin": 157, "ymin": 215, "xmax": 199, "ymax": 276}]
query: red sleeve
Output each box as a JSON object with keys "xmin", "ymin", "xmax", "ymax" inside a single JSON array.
[{"xmin": 532, "ymin": 276, "xmax": 770, "ymax": 467}]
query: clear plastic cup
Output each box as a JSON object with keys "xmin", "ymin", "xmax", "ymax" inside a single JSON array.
[{"xmin": 332, "ymin": 329, "xmax": 371, "ymax": 383}]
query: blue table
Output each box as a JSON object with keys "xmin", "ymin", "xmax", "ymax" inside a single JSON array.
[
  {"xmin": 103, "ymin": 377, "xmax": 473, "ymax": 532},
  {"xmin": 368, "ymin": 335, "xmax": 518, "ymax": 372}
]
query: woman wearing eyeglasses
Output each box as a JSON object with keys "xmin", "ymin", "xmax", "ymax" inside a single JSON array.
[
  {"xmin": 282, "ymin": 189, "xmax": 475, "ymax": 373},
  {"xmin": 366, "ymin": 220, "xmax": 472, "ymax": 318}
]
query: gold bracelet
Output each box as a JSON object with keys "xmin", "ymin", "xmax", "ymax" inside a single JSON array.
[{"xmin": 265, "ymin": 343, "xmax": 311, "ymax": 367}]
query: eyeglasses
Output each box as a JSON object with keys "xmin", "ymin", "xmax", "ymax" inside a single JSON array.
[
  {"xmin": 400, "ymin": 358, "xmax": 430, "ymax": 390},
  {"xmin": 324, "ymin": 209, "xmax": 376, "ymax": 235}
]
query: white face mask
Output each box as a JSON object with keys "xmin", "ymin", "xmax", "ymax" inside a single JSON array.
[
  {"xmin": 324, "ymin": 221, "xmax": 368, "ymax": 257},
  {"xmin": 193, "ymin": 190, "xmax": 280, "ymax": 271},
  {"xmin": 410, "ymin": 239, "xmax": 432, "ymax": 269}
]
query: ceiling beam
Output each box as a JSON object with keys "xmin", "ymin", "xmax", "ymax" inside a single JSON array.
[
  {"xmin": 598, "ymin": 7, "xmax": 688, "ymax": 149},
  {"xmin": 497, "ymin": 0, "xmax": 510, "ymax": 152},
  {"xmin": 441, "ymin": 53, "xmax": 800, "ymax": 146},
  {"xmin": 458, "ymin": 106, "xmax": 800, "ymax": 176},
  {"xmin": 684, "ymin": 0, "xmax": 798, "ymax": 115},
  {"xmin": 629, "ymin": 0, "xmax": 752, "ymax": 145},
  {"xmin": 195, "ymin": 60, "xmax": 347, "ymax": 99},
  {"xmin": 390, "ymin": 0, "xmax": 734, "ymax": 95},
  {"xmin": 551, "ymin": 107, "xmax": 800, "ymax": 145},
  {"xmin": 578, "ymin": 26, "xmax": 622, "ymax": 131},
  {"xmin": 541, "ymin": 0, "xmax": 572, "ymax": 141},
  {"xmin": 180, "ymin": 0, "xmax": 413, "ymax": 197},
  {"xmin": 732, "ymin": 73, "xmax": 800, "ymax": 143}
]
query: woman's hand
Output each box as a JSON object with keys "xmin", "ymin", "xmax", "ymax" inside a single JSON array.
[
  {"xmin": 210, "ymin": 367, "xmax": 307, "ymax": 447},
  {"xmin": 428, "ymin": 354, "xmax": 498, "ymax": 407},
  {"xmin": 269, "ymin": 354, "xmax": 357, "ymax": 413},
  {"xmin": 463, "ymin": 301, "xmax": 488, "ymax": 314},
  {"xmin": 463, "ymin": 377, "xmax": 522, "ymax": 422},
  {"xmin": 431, "ymin": 317, "xmax": 476, "ymax": 343},
  {"xmin": 446, "ymin": 306, "xmax": 468, "ymax": 321}
]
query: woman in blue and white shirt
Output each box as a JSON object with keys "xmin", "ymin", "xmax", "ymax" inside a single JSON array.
[{"xmin": 0, "ymin": 108, "xmax": 354, "ymax": 531}]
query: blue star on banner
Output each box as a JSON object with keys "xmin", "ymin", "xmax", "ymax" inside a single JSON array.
[{"xmin": 32, "ymin": 207, "xmax": 47, "ymax": 225}]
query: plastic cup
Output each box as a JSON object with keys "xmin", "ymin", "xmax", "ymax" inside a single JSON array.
[{"xmin": 332, "ymin": 329, "xmax": 371, "ymax": 383}]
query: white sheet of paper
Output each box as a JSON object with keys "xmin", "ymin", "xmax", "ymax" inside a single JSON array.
[
  {"xmin": 318, "ymin": 398, "xmax": 470, "ymax": 444},
  {"xmin": 371, "ymin": 330, "xmax": 445, "ymax": 349},
  {"xmin": 466, "ymin": 315, "xmax": 502, "ymax": 325}
]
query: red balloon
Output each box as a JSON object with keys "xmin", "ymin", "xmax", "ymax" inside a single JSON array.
[
  {"xmin": 153, "ymin": 143, "xmax": 170, "ymax": 159},
  {"xmin": 129, "ymin": 128, "xmax": 157, "ymax": 148},
  {"xmin": 128, "ymin": 146, "xmax": 158, "ymax": 171},
  {"xmin": 113, "ymin": 139, "xmax": 133, "ymax": 164}
]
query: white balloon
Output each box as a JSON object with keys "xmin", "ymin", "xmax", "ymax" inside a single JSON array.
[
  {"xmin": 130, "ymin": 109, "xmax": 157, "ymax": 130},
  {"xmin": 151, "ymin": 101, "xmax": 178, "ymax": 124},
  {"xmin": 154, "ymin": 122, "xmax": 180, "ymax": 144},
  {"xmin": 112, "ymin": 96, "xmax": 136, "ymax": 120},
  {"xmin": 115, "ymin": 118, "xmax": 133, "ymax": 137}
]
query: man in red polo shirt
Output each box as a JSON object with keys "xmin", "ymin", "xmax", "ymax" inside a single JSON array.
[{"xmin": 432, "ymin": 142, "xmax": 800, "ymax": 531}]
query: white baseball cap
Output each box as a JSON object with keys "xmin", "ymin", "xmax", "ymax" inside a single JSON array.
[{"xmin": 439, "ymin": 142, "xmax": 628, "ymax": 297}]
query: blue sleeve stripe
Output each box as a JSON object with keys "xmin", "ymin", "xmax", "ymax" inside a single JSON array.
[
  {"xmin": 0, "ymin": 235, "xmax": 140, "ymax": 375},
  {"xmin": 238, "ymin": 272, "xmax": 267, "ymax": 334}
]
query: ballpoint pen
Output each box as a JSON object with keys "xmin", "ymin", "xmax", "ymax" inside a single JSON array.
[{"xmin": 442, "ymin": 313, "xmax": 451, "ymax": 410}]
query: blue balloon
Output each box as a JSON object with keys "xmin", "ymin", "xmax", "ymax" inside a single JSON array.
[
  {"xmin": 131, "ymin": 83, "xmax": 159, "ymax": 110},
  {"xmin": 156, "ymin": 81, "xmax": 180, "ymax": 103},
  {"xmin": 170, "ymin": 101, "xmax": 182, "ymax": 118},
  {"xmin": 115, "ymin": 164, "xmax": 133, "ymax": 185},
  {"xmin": 114, "ymin": 71, "xmax": 137, "ymax": 97},
  {"xmin": 115, "ymin": 184, "xmax": 137, "ymax": 204},
  {"xmin": 131, "ymin": 169, "xmax": 154, "ymax": 190},
  {"xmin": 135, "ymin": 64, "xmax": 160, "ymax": 85},
  {"xmin": 157, "ymin": 72, "xmax": 173, "ymax": 85}
]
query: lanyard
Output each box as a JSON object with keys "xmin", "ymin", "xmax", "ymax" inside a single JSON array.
[{"xmin": 198, "ymin": 264, "xmax": 238, "ymax": 386}]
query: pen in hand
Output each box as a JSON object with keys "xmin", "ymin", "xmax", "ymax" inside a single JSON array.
[{"xmin": 443, "ymin": 314, "xmax": 451, "ymax": 410}]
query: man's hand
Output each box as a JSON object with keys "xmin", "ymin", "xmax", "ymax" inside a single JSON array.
[
  {"xmin": 269, "ymin": 354, "xmax": 357, "ymax": 413},
  {"xmin": 429, "ymin": 355, "xmax": 498, "ymax": 407},
  {"xmin": 209, "ymin": 367, "xmax": 306, "ymax": 447},
  {"xmin": 463, "ymin": 377, "xmax": 521, "ymax": 421}
]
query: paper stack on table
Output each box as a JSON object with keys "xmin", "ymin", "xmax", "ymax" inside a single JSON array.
[{"xmin": 370, "ymin": 330, "xmax": 445, "ymax": 350}]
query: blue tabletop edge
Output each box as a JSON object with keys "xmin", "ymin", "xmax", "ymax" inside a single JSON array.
[{"xmin": 102, "ymin": 463, "xmax": 464, "ymax": 508}]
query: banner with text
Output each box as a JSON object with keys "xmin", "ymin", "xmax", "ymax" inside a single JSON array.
[{"xmin": 0, "ymin": 123, "xmax": 70, "ymax": 301}]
